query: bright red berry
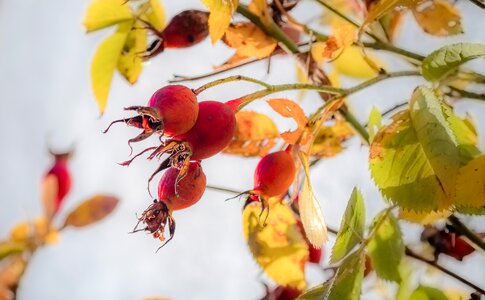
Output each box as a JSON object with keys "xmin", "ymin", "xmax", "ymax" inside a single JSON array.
[
  {"xmin": 158, "ymin": 161, "xmax": 206, "ymax": 211},
  {"xmin": 104, "ymin": 85, "xmax": 198, "ymax": 151},
  {"xmin": 133, "ymin": 162, "xmax": 206, "ymax": 250},
  {"xmin": 253, "ymin": 150, "xmax": 296, "ymax": 200},
  {"xmin": 43, "ymin": 150, "xmax": 71, "ymax": 217}
]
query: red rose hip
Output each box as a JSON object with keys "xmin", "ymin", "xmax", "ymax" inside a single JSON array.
[
  {"xmin": 253, "ymin": 150, "xmax": 296, "ymax": 199},
  {"xmin": 104, "ymin": 85, "xmax": 198, "ymax": 152},
  {"xmin": 133, "ymin": 162, "xmax": 206, "ymax": 250},
  {"xmin": 139, "ymin": 10, "xmax": 209, "ymax": 59}
]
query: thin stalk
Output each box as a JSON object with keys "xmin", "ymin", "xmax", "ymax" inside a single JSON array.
[
  {"xmin": 449, "ymin": 86, "xmax": 485, "ymax": 101},
  {"xmin": 193, "ymin": 75, "xmax": 272, "ymax": 95},
  {"xmin": 405, "ymin": 247, "xmax": 485, "ymax": 295}
]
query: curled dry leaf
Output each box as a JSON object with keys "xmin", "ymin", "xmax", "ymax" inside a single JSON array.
[
  {"xmin": 412, "ymin": 0, "xmax": 462, "ymax": 36},
  {"xmin": 242, "ymin": 200, "xmax": 309, "ymax": 290},
  {"xmin": 224, "ymin": 111, "xmax": 280, "ymax": 157},
  {"xmin": 224, "ymin": 22, "xmax": 277, "ymax": 59},
  {"xmin": 298, "ymin": 153, "xmax": 328, "ymax": 248},
  {"xmin": 267, "ymin": 98, "xmax": 308, "ymax": 145},
  {"xmin": 62, "ymin": 195, "xmax": 119, "ymax": 228}
]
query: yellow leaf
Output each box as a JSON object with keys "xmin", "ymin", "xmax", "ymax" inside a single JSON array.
[
  {"xmin": 143, "ymin": 0, "xmax": 166, "ymax": 31},
  {"xmin": 454, "ymin": 155, "xmax": 485, "ymax": 208},
  {"xmin": 202, "ymin": 0, "xmax": 239, "ymax": 44},
  {"xmin": 224, "ymin": 111, "xmax": 279, "ymax": 157},
  {"xmin": 399, "ymin": 209, "xmax": 452, "ymax": 224},
  {"xmin": 91, "ymin": 21, "xmax": 132, "ymax": 113},
  {"xmin": 9, "ymin": 223, "xmax": 29, "ymax": 243},
  {"xmin": 267, "ymin": 98, "xmax": 308, "ymax": 144},
  {"xmin": 242, "ymin": 201, "xmax": 308, "ymax": 290},
  {"xmin": 248, "ymin": 0, "xmax": 273, "ymax": 26},
  {"xmin": 298, "ymin": 152, "xmax": 328, "ymax": 247},
  {"xmin": 412, "ymin": 0, "xmax": 462, "ymax": 36},
  {"xmin": 62, "ymin": 195, "xmax": 119, "ymax": 228},
  {"xmin": 333, "ymin": 46, "xmax": 384, "ymax": 79},
  {"xmin": 117, "ymin": 22, "xmax": 147, "ymax": 84},
  {"xmin": 312, "ymin": 22, "xmax": 357, "ymax": 64},
  {"xmin": 364, "ymin": 0, "xmax": 419, "ymax": 28},
  {"xmin": 83, "ymin": 0, "xmax": 133, "ymax": 32},
  {"xmin": 310, "ymin": 118, "xmax": 354, "ymax": 158},
  {"xmin": 9, "ymin": 217, "xmax": 59, "ymax": 245},
  {"xmin": 224, "ymin": 22, "xmax": 277, "ymax": 58}
]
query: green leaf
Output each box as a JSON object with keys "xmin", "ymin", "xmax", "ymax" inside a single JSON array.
[
  {"xmin": 83, "ymin": 0, "xmax": 133, "ymax": 32},
  {"xmin": 202, "ymin": 0, "xmax": 239, "ymax": 43},
  {"xmin": 90, "ymin": 21, "xmax": 132, "ymax": 113},
  {"xmin": 367, "ymin": 212, "xmax": 404, "ymax": 282},
  {"xmin": 0, "ymin": 241, "xmax": 25, "ymax": 261},
  {"xmin": 299, "ymin": 250, "xmax": 365, "ymax": 300},
  {"xmin": 409, "ymin": 285, "xmax": 449, "ymax": 300},
  {"xmin": 368, "ymin": 106, "xmax": 383, "ymax": 142},
  {"xmin": 370, "ymin": 86, "xmax": 463, "ymax": 211},
  {"xmin": 117, "ymin": 22, "xmax": 147, "ymax": 84},
  {"xmin": 330, "ymin": 188, "xmax": 365, "ymax": 263},
  {"xmin": 422, "ymin": 43, "xmax": 485, "ymax": 81}
]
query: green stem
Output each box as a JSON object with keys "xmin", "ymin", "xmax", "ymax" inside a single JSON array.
[
  {"xmin": 448, "ymin": 215, "xmax": 485, "ymax": 252},
  {"xmin": 313, "ymin": 0, "xmax": 424, "ymax": 63},
  {"xmin": 341, "ymin": 110, "xmax": 370, "ymax": 143},
  {"xmin": 365, "ymin": 41, "xmax": 425, "ymax": 62},
  {"xmin": 449, "ymin": 86, "xmax": 485, "ymax": 101},
  {"xmin": 193, "ymin": 75, "xmax": 272, "ymax": 95}
]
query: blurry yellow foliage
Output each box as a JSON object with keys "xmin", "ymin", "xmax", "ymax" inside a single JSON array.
[
  {"xmin": 243, "ymin": 200, "xmax": 308, "ymax": 290},
  {"xmin": 333, "ymin": 46, "xmax": 384, "ymax": 79}
]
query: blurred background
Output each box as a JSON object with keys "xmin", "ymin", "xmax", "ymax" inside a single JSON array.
[{"xmin": 1, "ymin": 0, "xmax": 485, "ymax": 299}]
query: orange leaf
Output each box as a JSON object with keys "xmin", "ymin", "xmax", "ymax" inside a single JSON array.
[
  {"xmin": 412, "ymin": 0, "xmax": 462, "ymax": 36},
  {"xmin": 224, "ymin": 22, "xmax": 277, "ymax": 59},
  {"xmin": 311, "ymin": 23, "xmax": 356, "ymax": 63},
  {"xmin": 267, "ymin": 98, "xmax": 308, "ymax": 144},
  {"xmin": 62, "ymin": 195, "xmax": 119, "ymax": 228},
  {"xmin": 224, "ymin": 111, "xmax": 280, "ymax": 157},
  {"xmin": 41, "ymin": 174, "xmax": 58, "ymax": 221}
]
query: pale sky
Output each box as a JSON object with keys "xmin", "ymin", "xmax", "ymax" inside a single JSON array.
[{"xmin": 1, "ymin": 0, "xmax": 485, "ymax": 299}]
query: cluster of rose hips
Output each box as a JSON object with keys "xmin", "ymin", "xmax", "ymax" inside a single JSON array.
[
  {"xmin": 105, "ymin": 79, "xmax": 305, "ymax": 251},
  {"xmin": 104, "ymin": 8, "xmax": 305, "ymax": 252}
]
